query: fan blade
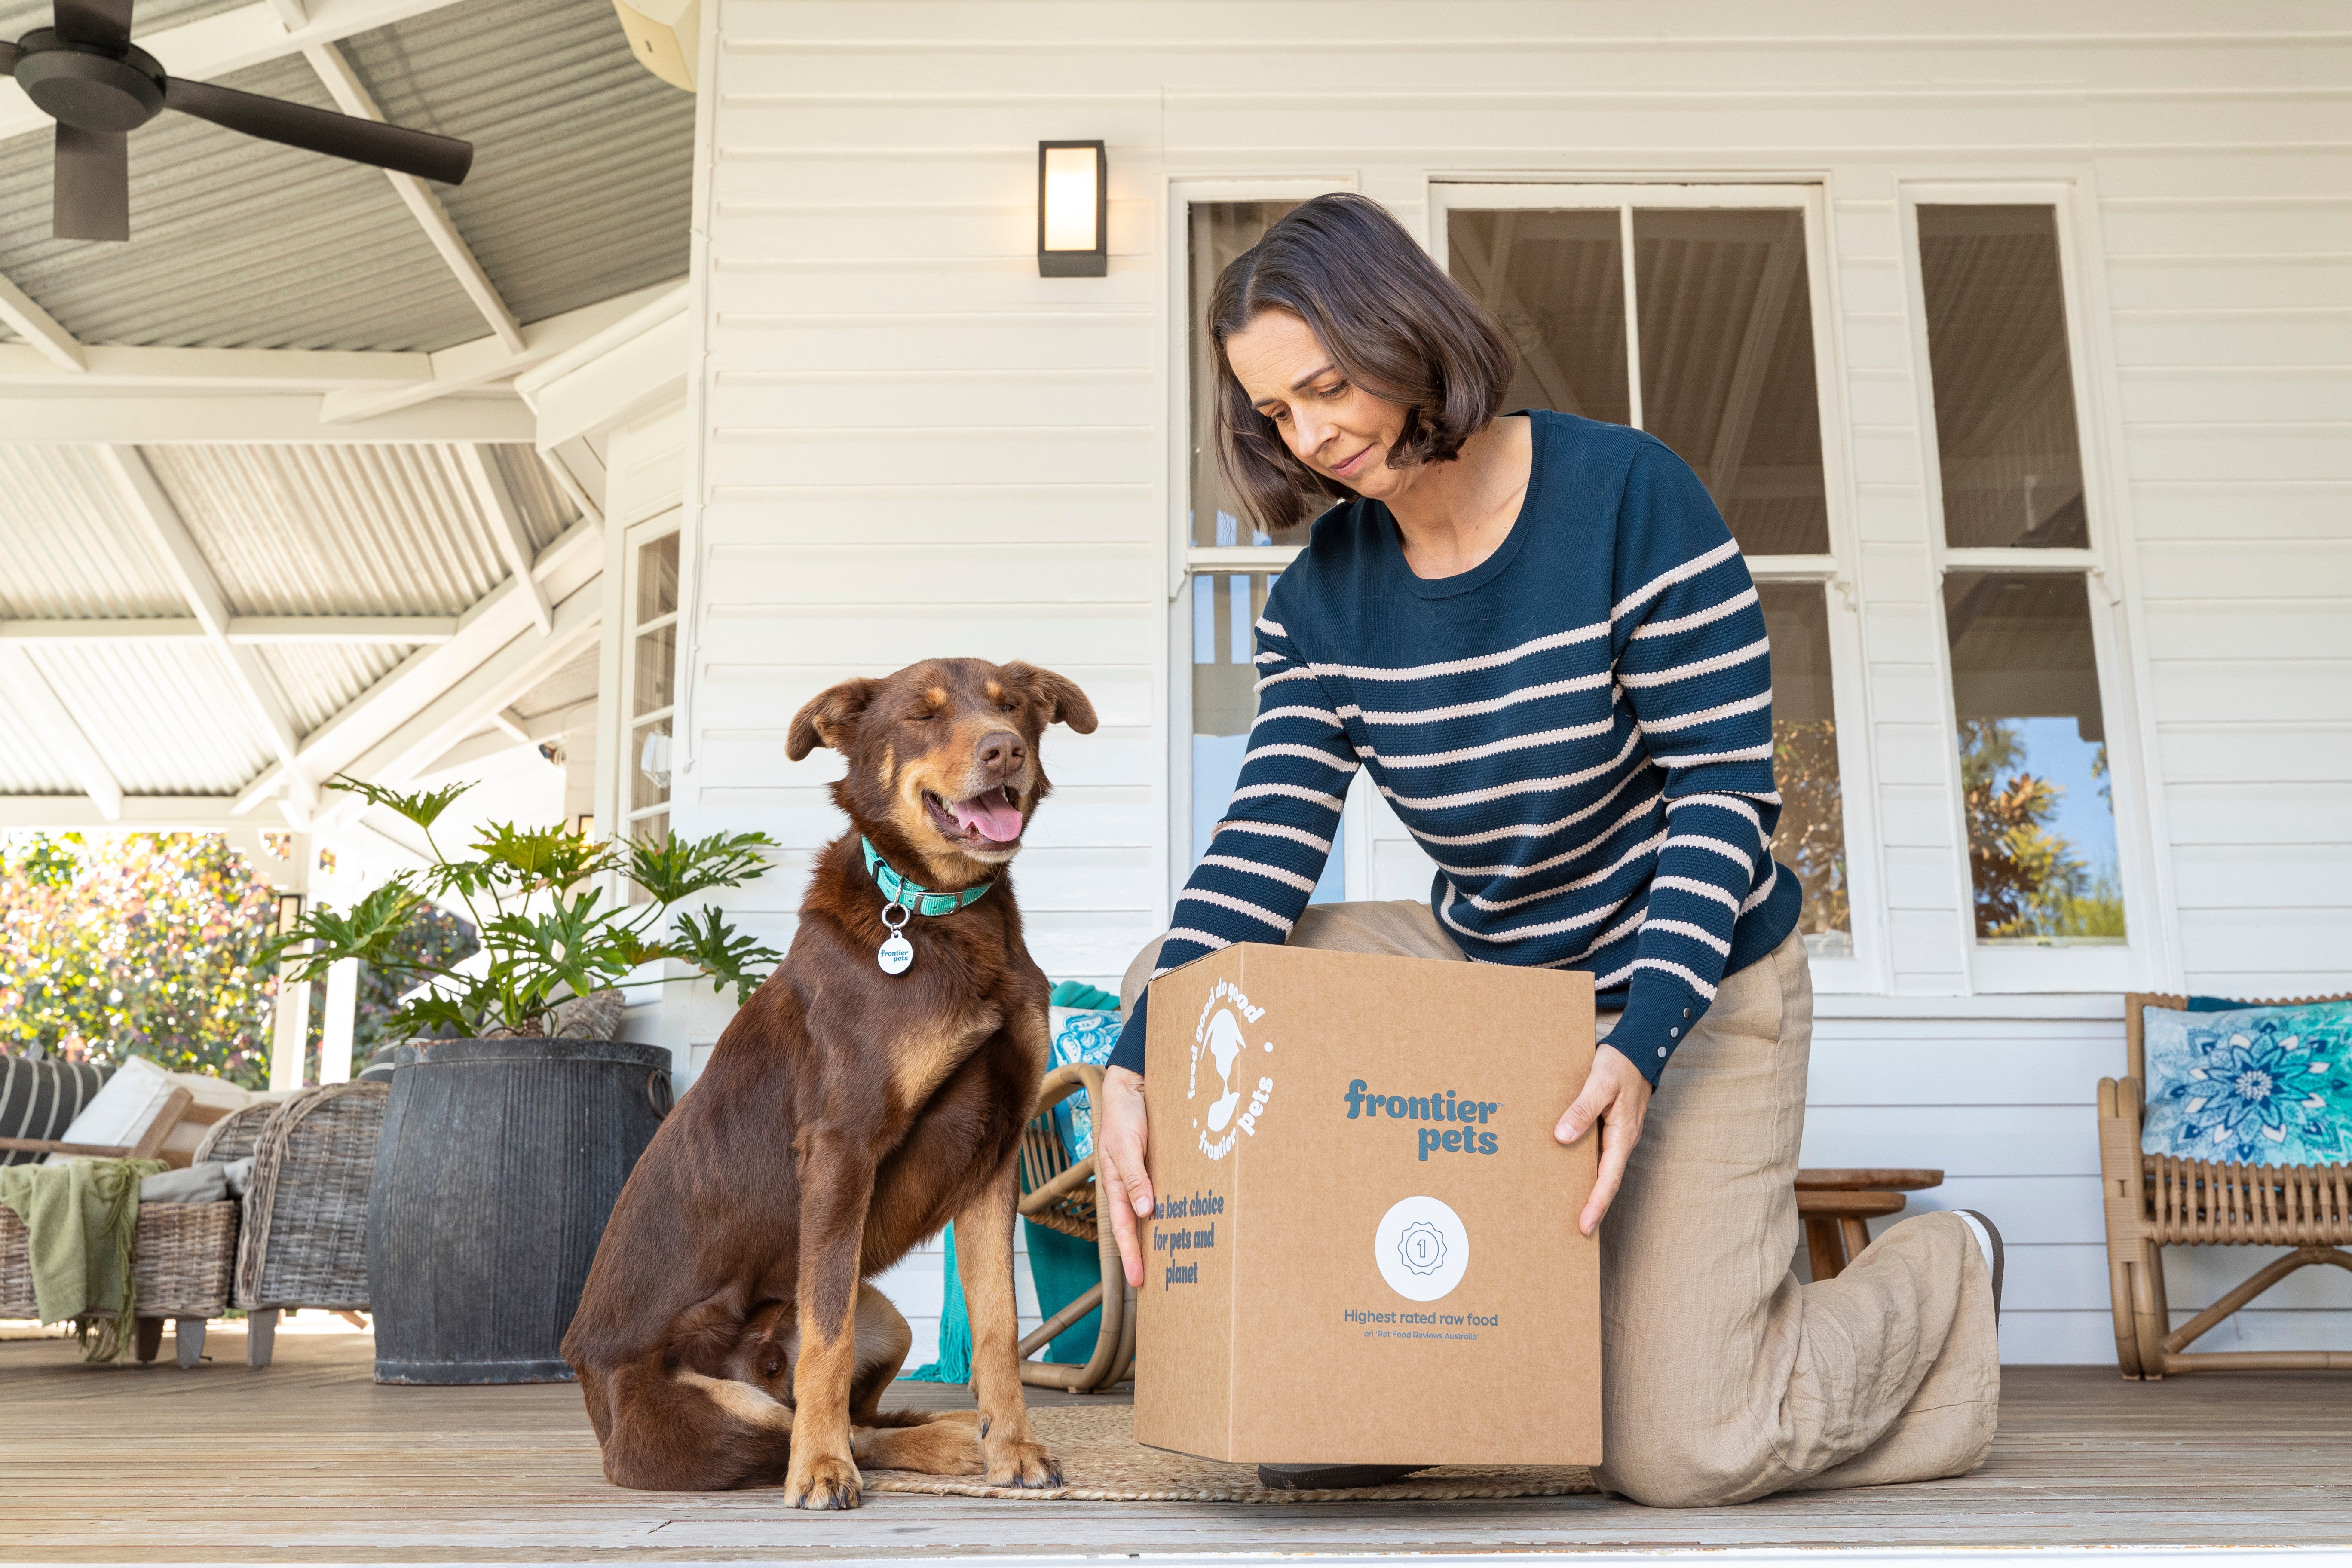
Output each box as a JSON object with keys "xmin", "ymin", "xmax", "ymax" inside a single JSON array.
[
  {"xmin": 1, "ymin": 40, "xmax": 19, "ymax": 75},
  {"xmin": 162, "ymin": 77, "xmax": 472, "ymax": 185},
  {"xmin": 53, "ymin": 0, "xmax": 133, "ymax": 52},
  {"xmin": 55, "ymin": 122, "xmax": 129, "ymax": 242}
]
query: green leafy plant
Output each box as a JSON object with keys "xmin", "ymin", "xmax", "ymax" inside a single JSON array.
[{"xmin": 266, "ymin": 777, "xmax": 782, "ymax": 1038}]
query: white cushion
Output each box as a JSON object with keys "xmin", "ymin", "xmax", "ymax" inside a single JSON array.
[{"xmin": 47, "ymin": 1055, "xmax": 179, "ymax": 1164}]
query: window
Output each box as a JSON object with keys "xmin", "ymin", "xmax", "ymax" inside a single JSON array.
[
  {"xmin": 1175, "ymin": 190, "xmax": 1354, "ymax": 906},
  {"xmin": 621, "ymin": 524, "xmax": 679, "ymax": 892},
  {"xmin": 1912, "ymin": 199, "xmax": 2125, "ymax": 951},
  {"xmin": 1435, "ymin": 184, "xmax": 1861, "ymax": 964}
]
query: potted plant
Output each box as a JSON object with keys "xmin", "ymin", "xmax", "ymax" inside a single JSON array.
[{"xmin": 267, "ymin": 776, "xmax": 780, "ymax": 1385}]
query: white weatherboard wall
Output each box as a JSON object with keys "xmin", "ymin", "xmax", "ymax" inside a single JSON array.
[{"xmin": 674, "ymin": 1, "xmax": 2352, "ymax": 1366}]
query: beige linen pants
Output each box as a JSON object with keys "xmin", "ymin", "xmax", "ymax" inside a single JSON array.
[{"xmin": 1122, "ymin": 901, "xmax": 2000, "ymax": 1507}]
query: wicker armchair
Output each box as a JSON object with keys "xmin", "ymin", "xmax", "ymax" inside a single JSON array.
[
  {"xmin": 224, "ymin": 1081, "xmax": 388, "ymax": 1369},
  {"xmin": 0, "ymin": 1199, "xmax": 237, "ymax": 1369},
  {"xmin": 2099, "ymin": 991, "xmax": 2352, "ymax": 1378},
  {"xmin": 1012, "ymin": 1061, "xmax": 1134, "ymax": 1392}
]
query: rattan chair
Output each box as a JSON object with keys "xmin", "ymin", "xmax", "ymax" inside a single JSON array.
[
  {"xmin": 224, "ymin": 1081, "xmax": 388, "ymax": 1368},
  {"xmin": 2099, "ymin": 991, "xmax": 2352, "ymax": 1378},
  {"xmin": 0, "ymin": 1199, "xmax": 237, "ymax": 1368},
  {"xmin": 1012, "ymin": 1061, "xmax": 1134, "ymax": 1392}
]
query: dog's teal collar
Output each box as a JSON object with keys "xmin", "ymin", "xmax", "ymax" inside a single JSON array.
[{"xmin": 861, "ymin": 837, "xmax": 992, "ymax": 916}]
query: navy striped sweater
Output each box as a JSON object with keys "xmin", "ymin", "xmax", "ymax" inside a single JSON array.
[{"xmin": 1111, "ymin": 412, "xmax": 1801, "ymax": 1086}]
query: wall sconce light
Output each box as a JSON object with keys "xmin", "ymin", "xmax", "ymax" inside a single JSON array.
[
  {"xmin": 274, "ymin": 892, "xmax": 306, "ymax": 937},
  {"xmin": 1038, "ymin": 140, "xmax": 1107, "ymax": 277}
]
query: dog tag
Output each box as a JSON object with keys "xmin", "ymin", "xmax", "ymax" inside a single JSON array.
[{"xmin": 878, "ymin": 901, "xmax": 914, "ymax": 975}]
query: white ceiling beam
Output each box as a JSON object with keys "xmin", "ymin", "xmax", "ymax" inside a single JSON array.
[
  {"xmin": 0, "ymin": 284, "xmax": 675, "ymax": 406},
  {"xmin": 0, "ymin": 343, "xmax": 427, "ymax": 390},
  {"xmin": 98, "ymin": 446, "xmax": 309, "ymax": 789},
  {"xmin": 459, "ymin": 444, "xmax": 554, "ymax": 636},
  {"xmin": 0, "ymin": 391, "xmax": 536, "ymax": 443},
  {"xmin": 317, "ymin": 279, "xmax": 683, "ymax": 425},
  {"xmin": 0, "ymin": 0, "xmax": 483, "ymax": 144},
  {"xmin": 231, "ymin": 514, "xmax": 601, "ymax": 813},
  {"xmin": 0, "ymin": 616, "xmax": 459, "ymax": 644},
  {"xmin": 325, "ymin": 585, "xmax": 602, "ymax": 816},
  {"xmin": 539, "ymin": 442, "xmax": 603, "ymax": 526},
  {"xmin": 0, "ymin": 646, "xmax": 125, "ymax": 821},
  {"xmin": 0, "ymin": 796, "xmax": 257, "ymax": 831},
  {"xmin": 300, "ymin": 42, "xmax": 524, "ymax": 354},
  {"xmin": 488, "ymin": 708, "xmax": 532, "ymax": 745},
  {"xmin": 0, "ymin": 272, "xmax": 84, "ymax": 374}
]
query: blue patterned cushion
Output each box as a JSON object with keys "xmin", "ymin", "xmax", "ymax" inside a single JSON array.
[
  {"xmin": 1047, "ymin": 1008, "xmax": 1122, "ymax": 1159},
  {"xmin": 2142, "ymin": 1000, "xmax": 2352, "ymax": 1167}
]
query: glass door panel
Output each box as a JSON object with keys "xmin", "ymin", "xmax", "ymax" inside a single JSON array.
[
  {"xmin": 1633, "ymin": 208, "xmax": 1829, "ymax": 554},
  {"xmin": 1446, "ymin": 207, "xmax": 1631, "ymax": 425}
]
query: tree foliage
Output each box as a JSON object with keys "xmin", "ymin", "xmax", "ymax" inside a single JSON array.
[
  {"xmin": 0, "ymin": 833, "xmax": 279, "ymax": 1085},
  {"xmin": 266, "ymin": 777, "xmax": 783, "ymax": 1038},
  {"xmin": 1772, "ymin": 718, "xmax": 1850, "ymax": 940},
  {"xmin": 1959, "ymin": 719, "xmax": 2122, "ymax": 941}
]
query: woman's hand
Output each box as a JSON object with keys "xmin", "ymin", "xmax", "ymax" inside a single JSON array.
[
  {"xmin": 1095, "ymin": 1065, "xmax": 1155, "ymax": 1289},
  {"xmin": 1553, "ymin": 1044, "xmax": 1653, "ymax": 1236}
]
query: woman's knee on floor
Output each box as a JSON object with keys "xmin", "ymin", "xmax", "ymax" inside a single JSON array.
[{"xmin": 1593, "ymin": 1421, "xmax": 1778, "ymax": 1510}]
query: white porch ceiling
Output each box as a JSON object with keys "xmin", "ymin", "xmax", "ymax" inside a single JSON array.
[{"xmin": 0, "ymin": 0, "xmax": 689, "ymax": 827}]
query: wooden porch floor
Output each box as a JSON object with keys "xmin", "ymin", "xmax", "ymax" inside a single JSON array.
[{"xmin": 7, "ymin": 1324, "xmax": 2351, "ymax": 1562}]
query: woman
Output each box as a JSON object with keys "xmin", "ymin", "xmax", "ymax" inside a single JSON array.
[{"xmin": 1093, "ymin": 194, "xmax": 2000, "ymax": 1507}]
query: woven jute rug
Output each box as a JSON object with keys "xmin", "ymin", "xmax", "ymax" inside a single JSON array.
[{"xmin": 864, "ymin": 1405, "xmax": 1598, "ymax": 1502}]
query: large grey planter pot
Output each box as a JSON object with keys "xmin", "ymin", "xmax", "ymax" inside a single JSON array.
[{"xmin": 368, "ymin": 1036, "xmax": 672, "ymax": 1385}]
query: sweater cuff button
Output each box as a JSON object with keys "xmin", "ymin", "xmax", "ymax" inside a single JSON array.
[{"xmin": 1656, "ymin": 1046, "xmax": 1667, "ymax": 1058}]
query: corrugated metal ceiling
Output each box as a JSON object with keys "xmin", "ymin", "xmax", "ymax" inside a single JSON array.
[
  {"xmin": 0, "ymin": 0, "xmax": 669, "ymax": 803},
  {"xmin": 0, "ymin": 679, "xmax": 80, "ymax": 794},
  {"xmin": 0, "ymin": 446, "xmax": 184, "ymax": 619},
  {"xmin": 0, "ymin": 55, "xmax": 486, "ymax": 350},
  {"xmin": 31, "ymin": 640, "xmax": 273, "ymax": 794},
  {"xmin": 258, "ymin": 641, "xmax": 409, "ymax": 735},
  {"xmin": 141, "ymin": 441, "xmax": 575, "ymax": 616},
  {"xmin": 342, "ymin": 0, "xmax": 694, "ymax": 326},
  {"xmin": 0, "ymin": 0, "xmax": 688, "ymax": 347},
  {"xmin": 0, "ymin": 0, "xmax": 247, "ymax": 40}
]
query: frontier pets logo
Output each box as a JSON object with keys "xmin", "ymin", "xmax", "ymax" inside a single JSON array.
[{"xmin": 1189, "ymin": 978, "xmax": 1274, "ymax": 1161}]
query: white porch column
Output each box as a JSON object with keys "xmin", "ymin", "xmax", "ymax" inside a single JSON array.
[
  {"xmin": 318, "ymin": 957, "xmax": 361, "ymax": 1083},
  {"xmin": 269, "ymin": 946, "xmax": 312, "ymax": 1093}
]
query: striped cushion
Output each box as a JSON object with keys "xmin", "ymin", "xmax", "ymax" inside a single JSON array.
[{"xmin": 0, "ymin": 1055, "xmax": 115, "ymax": 1166}]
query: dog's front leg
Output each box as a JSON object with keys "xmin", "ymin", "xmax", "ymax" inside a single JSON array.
[
  {"xmin": 954, "ymin": 1157, "xmax": 1063, "ymax": 1489},
  {"xmin": 784, "ymin": 1126, "xmax": 876, "ymax": 1510}
]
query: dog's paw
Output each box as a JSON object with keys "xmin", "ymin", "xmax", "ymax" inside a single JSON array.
[
  {"xmin": 783, "ymin": 1452, "xmax": 863, "ymax": 1510},
  {"xmin": 985, "ymin": 1437, "xmax": 1063, "ymax": 1490}
]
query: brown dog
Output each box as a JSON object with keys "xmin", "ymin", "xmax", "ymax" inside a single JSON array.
[{"xmin": 562, "ymin": 657, "xmax": 1097, "ymax": 1506}]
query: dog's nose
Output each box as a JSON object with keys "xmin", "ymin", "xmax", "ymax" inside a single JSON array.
[{"xmin": 976, "ymin": 730, "xmax": 1026, "ymax": 776}]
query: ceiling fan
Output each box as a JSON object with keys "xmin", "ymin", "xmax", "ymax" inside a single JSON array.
[{"xmin": 1, "ymin": 0, "xmax": 472, "ymax": 242}]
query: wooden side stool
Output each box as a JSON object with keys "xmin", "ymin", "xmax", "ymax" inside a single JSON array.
[{"xmin": 1797, "ymin": 1168, "xmax": 1945, "ymax": 1281}]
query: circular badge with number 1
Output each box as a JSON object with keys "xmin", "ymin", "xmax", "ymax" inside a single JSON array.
[{"xmin": 877, "ymin": 902, "xmax": 914, "ymax": 975}]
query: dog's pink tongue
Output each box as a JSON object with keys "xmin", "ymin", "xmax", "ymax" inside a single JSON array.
[{"xmin": 952, "ymin": 793, "xmax": 1024, "ymax": 842}]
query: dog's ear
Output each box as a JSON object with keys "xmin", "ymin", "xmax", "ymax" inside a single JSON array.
[
  {"xmin": 787, "ymin": 677, "xmax": 883, "ymax": 760},
  {"xmin": 1000, "ymin": 663, "xmax": 1098, "ymax": 735}
]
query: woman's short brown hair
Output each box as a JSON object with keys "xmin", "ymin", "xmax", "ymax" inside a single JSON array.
[{"xmin": 1210, "ymin": 193, "xmax": 1516, "ymax": 534}]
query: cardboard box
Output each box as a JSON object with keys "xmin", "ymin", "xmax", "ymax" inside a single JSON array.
[{"xmin": 1134, "ymin": 943, "xmax": 1601, "ymax": 1467}]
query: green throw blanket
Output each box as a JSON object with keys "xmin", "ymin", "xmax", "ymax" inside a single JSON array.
[{"xmin": 0, "ymin": 1157, "xmax": 165, "ymax": 1362}]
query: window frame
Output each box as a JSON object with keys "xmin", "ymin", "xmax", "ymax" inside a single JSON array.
[
  {"xmin": 1898, "ymin": 179, "xmax": 2159, "ymax": 992},
  {"xmin": 1164, "ymin": 176, "xmax": 1359, "ymax": 922},
  {"xmin": 617, "ymin": 508, "xmax": 683, "ymax": 857}
]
